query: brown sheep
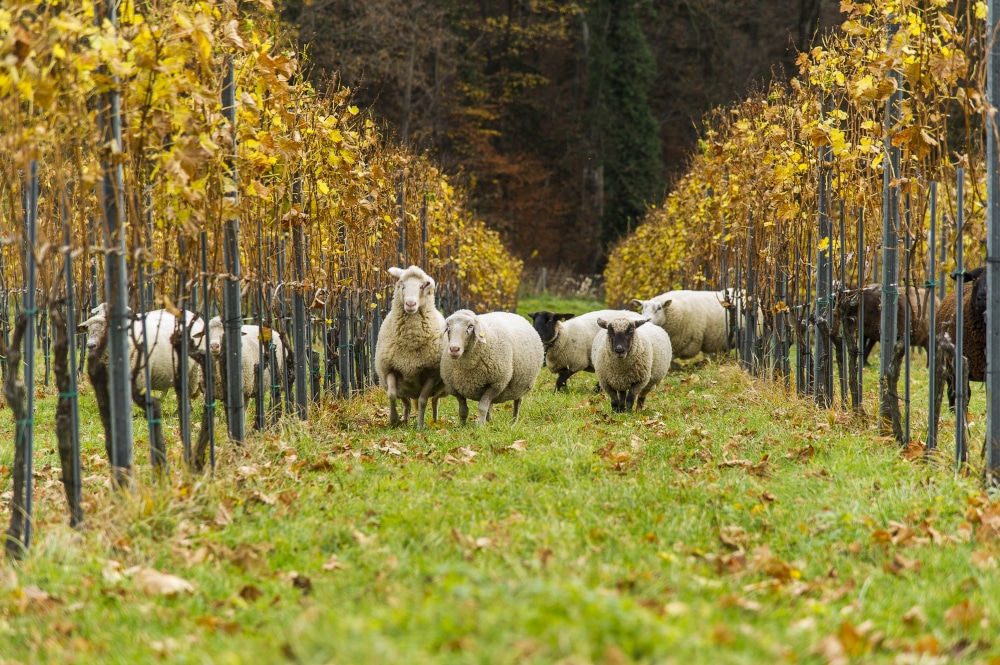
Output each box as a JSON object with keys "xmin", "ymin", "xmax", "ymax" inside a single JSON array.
[{"xmin": 832, "ymin": 284, "xmax": 932, "ymax": 365}]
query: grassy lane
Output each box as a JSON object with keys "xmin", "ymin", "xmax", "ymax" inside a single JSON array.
[{"xmin": 0, "ymin": 301, "xmax": 998, "ymax": 663}]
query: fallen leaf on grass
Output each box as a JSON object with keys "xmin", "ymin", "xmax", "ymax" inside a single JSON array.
[
  {"xmin": 944, "ymin": 600, "xmax": 983, "ymax": 629},
  {"xmin": 102, "ymin": 559, "xmax": 124, "ymax": 584},
  {"xmin": 130, "ymin": 568, "xmax": 195, "ymax": 596},
  {"xmin": 231, "ymin": 542, "xmax": 272, "ymax": 573},
  {"xmin": 248, "ymin": 490, "xmax": 276, "ymax": 506},
  {"xmin": 322, "ymin": 555, "xmax": 343, "ymax": 571},
  {"xmin": 15, "ymin": 585, "xmax": 61, "ymax": 613},
  {"xmin": 352, "ymin": 530, "xmax": 375, "ymax": 546},
  {"xmin": 815, "ymin": 621, "xmax": 876, "ymax": 664},
  {"xmin": 902, "ymin": 605, "xmax": 927, "ymax": 627},
  {"xmin": 238, "ymin": 585, "xmax": 263, "ymax": 602},
  {"xmin": 214, "ymin": 502, "xmax": 232, "ymax": 527},
  {"xmin": 663, "ymin": 601, "xmax": 688, "ymax": 616},
  {"xmin": 790, "ymin": 617, "xmax": 817, "ymax": 634},
  {"xmin": 719, "ymin": 525, "xmax": 748, "ymax": 550},
  {"xmin": 509, "ymin": 440, "xmax": 527, "ymax": 452},
  {"xmin": 786, "ymin": 444, "xmax": 815, "ymax": 461},
  {"xmin": 196, "ymin": 615, "xmax": 240, "ymax": 634},
  {"xmin": 885, "ymin": 554, "xmax": 921, "ymax": 576},
  {"xmin": 718, "ymin": 594, "xmax": 762, "ymax": 612},
  {"xmin": 970, "ymin": 549, "xmax": 996, "ymax": 570},
  {"xmin": 280, "ymin": 571, "xmax": 313, "ymax": 594}
]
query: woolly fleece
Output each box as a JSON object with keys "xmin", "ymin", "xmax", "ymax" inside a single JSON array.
[{"xmin": 440, "ymin": 310, "xmax": 543, "ymax": 424}]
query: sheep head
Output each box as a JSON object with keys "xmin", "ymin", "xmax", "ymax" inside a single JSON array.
[
  {"xmin": 632, "ymin": 299, "xmax": 669, "ymax": 327},
  {"xmin": 443, "ymin": 310, "xmax": 482, "ymax": 358},
  {"xmin": 598, "ymin": 317, "xmax": 647, "ymax": 358},
  {"xmin": 528, "ymin": 311, "xmax": 573, "ymax": 345},
  {"xmin": 972, "ymin": 270, "xmax": 988, "ymax": 321},
  {"xmin": 77, "ymin": 315, "xmax": 108, "ymax": 352},
  {"xmin": 194, "ymin": 317, "xmax": 246, "ymax": 357},
  {"xmin": 389, "ymin": 265, "xmax": 435, "ymax": 315}
]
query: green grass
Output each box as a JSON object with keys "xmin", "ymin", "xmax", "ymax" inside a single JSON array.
[
  {"xmin": 516, "ymin": 294, "xmax": 606, "ymax": 318},
  {"xmin": 1, "ymin": 302, "xmax": 999, "ymax": 663}
]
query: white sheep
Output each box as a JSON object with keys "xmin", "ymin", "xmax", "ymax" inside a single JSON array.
[
  {"xmin": 529, "ymin": 309, "xmax": 646, "ymax": 391},
  {"xmin": 78, "ymin": 304, "xmax": 203, "ymax": 399},
  {"xmin": 632, "ymin": 290, "xmax": 736, "ymax": 359},
  {"xmin": 592, "ymin": 316, "xmax": 672, "ymax": 412},
  {"xmin": 374, "ymin": 265, "xmax": 446, "ymax": 429},
  {"xmin": 195, "ymin": 317, "xmax": 288, "ymax": 412},
  {"xmin": 440, "ymin": 310, "xmax": 544, "ymax": 426}
]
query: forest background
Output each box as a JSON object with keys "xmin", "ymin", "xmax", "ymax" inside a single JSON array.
[{"xmin": 281, "ymin": 0, "xmax": 845, "ymax": 272}]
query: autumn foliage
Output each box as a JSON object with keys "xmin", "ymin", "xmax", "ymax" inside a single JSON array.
[
  {"xmin": 605, "ymin": 0, "xmax": 987, "ymax": 310},
  {"xmin": 0, "ymin": 0, "xmax": 520, "ymax": 313}
]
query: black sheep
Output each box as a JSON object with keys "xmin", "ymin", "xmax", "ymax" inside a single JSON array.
[{"xmin": 937, "ymin": 266, "xmax": 987, "ymax": 408}]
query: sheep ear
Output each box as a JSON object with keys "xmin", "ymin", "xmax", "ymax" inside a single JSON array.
[
  {"xmin": 474, "ymin": 318, "xmax": 486, "ymax": 340},
  {"xmin": 76, "ymin": 323, "xmax": 90, "ymax": 333},
  {"xmin": 597, "ymin": 318, "xmax": 608, "ymax": 329},
  {"xmin": 634, "ymin": 319, "xmax": 648, "ymax": 329},
  {"xmin": 423, "ymin": 279, "xmax": 434, "ymax": 294},
  {"xmin": 555, "ymin": 313, "xmax": 574, "ymax": 321},
  {"xmin": 192, "ymin": 331, "xmax": 205, "ymax": 340},
  {"xmin": 661, "ymin": 299, "xmax": 673, "ymax": 310},
  {"xmin": 388, "ymin": 267, "xmax": 404, "ymax": 279},
  {"xmin": 630, "ymin": 299, "xmax": 644, "ymax": 309}
]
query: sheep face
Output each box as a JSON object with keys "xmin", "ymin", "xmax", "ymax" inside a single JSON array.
[
  {"xmin": 528, "ymin": 311, "xmax": 573, "ymax": 345},
  {"xmin": 972, "ymin": 272, "xmax": 988, "ymax": 321},
  {"xmin": 77, "ymin": 316, "xmax": 107, "ymax": 352},
  {"xmin": 195, "ymin": 317, "xmax": 249, "ymax": 357},
  {"xmin": 631, "ymin": 299, "xmax": 668, "ymax": 327},
  {"xmin": 598, "ymin": 318, "xmax": 647, "ymax": 358},
  {"xmin": 443, "ymin": 312, "xmax": 481, "ymax": 359},
  {"xmin": 389, "ymin": 266, "xmax": 435, "ymax": 315}
]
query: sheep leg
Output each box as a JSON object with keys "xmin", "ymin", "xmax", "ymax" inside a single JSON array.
[
  {"xmin": 416, "ymin": 376, "xmax": 437, "ymax": 429},
  {"xmin": 431, "ymin": 396, "xmax": 439, "ymax": 422},
  {"xmin": 555, "ymin": 370, "xmax": 572, "ymax": 392},
  {"xmin": 477, "ymin": 389, "xmax": 497, "ymax": 426},
  {"xmin": 402, "ymin": 398, "xmax": 411, "ymax": 424},
  {"xmin": 457, "ymin": 398, "xmax": 469, "ymax": 425},
  {"xmin": 610, "ymin": 390, "xmax": 625, "ymax": 413},
  {"xmin": 592, "ymin": 381, "xmax": 602, "ymax": 394},
  {"xmin": 512, "ymin": 398, "xmax": 522, "ymax": 423},
  {"xmin": 625, "ymin": 383, "xmax": 642, "ymax": 412},
  {"xmin": 385, "ymin": 372, "xmax": 402, "ymax": 426}
]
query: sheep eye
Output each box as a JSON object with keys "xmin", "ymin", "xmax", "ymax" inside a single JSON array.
[{"xmin": 467, "ymin": 324, "xmax": 474, "ymax": 333}]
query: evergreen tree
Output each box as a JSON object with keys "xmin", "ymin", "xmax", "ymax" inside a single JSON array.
[{"xmin": 587, "ymin": 0, "xmax": 663, "ymax": 253}]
